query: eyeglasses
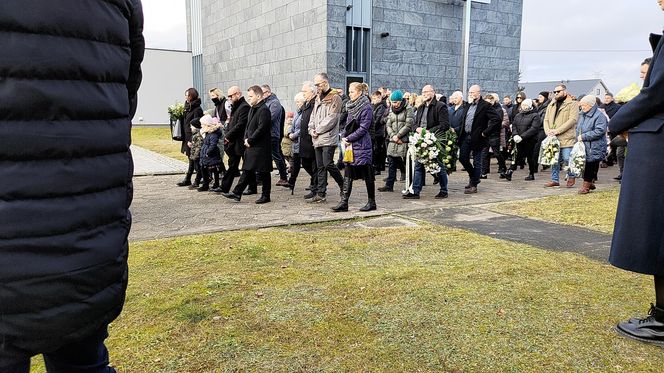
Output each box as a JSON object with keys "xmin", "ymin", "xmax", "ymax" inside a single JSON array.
[
  {"xmin": 314, "ymin": 82, "xmax": 325, "ymax": 87},
  {"xmin": 553, "ymin": 90, "xmax": 563, "ymax": 94}
]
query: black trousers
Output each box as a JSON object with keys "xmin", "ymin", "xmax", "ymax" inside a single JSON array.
[
  {"xmin": 314, "ymin": 146, "xmax": 344, "ymax": 197},
  {"xmin": 201, "ymin": 165, "xmax": 220, "ymax": 187},
  {"xmin": 289, "ymin": 153, "xmax": 317, "ymax": 192},
  {"xmin": 583, "ymin": 161, "xmax": 600, "ymax": 183},
  {"xmin": 233, "ymin": 170, "xmax": 271, "ymax": 197},
  {"xmin": 481, "ymin": 136, "xmax": 506, "ymax": 174},
  {"xmin": 220, "ymin": 153, "xmax": 248, "ymax": 193},
  {"xmin": 373, "ymin": 137, "xmax": 387, "ymax": 171},
  {"xmin": 510, "ymin": 139, "xmax": 538, "ymax": 175}
]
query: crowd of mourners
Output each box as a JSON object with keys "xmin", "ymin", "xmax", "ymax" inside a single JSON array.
[{"xmin": 173, "ymin": 70, "xmax": 635, "ymax": 210}]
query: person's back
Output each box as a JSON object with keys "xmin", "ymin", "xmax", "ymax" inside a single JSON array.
[{"xmin": 0, "ymin": 1, "xmax": 144, "ymax": 370}]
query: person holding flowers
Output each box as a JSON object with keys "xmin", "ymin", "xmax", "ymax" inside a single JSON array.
[
  {"xmin": 332, "ymin": 82, "xmax": 375, "ymax": 212},
  {"xmin": 378, "ymin": 90, "xmax": 413, "ymax": 192},
  {"xmin": 574, "ymin": 95, "xmax": 607, "ymax": 194},
  {"xmin": 403, "ymin": 85, "xmax": 451, "ymax": 199},
  {"xmin": 503, "ymin": 99, "xmax": 542, "ymax": 181},
  {"xmin": 609, "ymin": 0, "xmax": 664, "ymax": 346},
  {"xmin": 542, "ymin": 84, "xmax": 578, "ymax": 187}
]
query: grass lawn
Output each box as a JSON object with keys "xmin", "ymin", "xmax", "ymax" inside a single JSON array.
[
  {"xmin": 31, "ymin": 224, "xmax": 663, "ymax": 372},
  {"xmin": 132, "ymin": 127, "xmax": 187, "ymax": 162},
  {"xmin": 489, "ymin": 188, "xmax": 620, "ymax": 234}
]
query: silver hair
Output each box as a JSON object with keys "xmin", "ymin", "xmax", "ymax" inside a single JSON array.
[
  {"xmin": 294, "ymin": 92, "xmax": 306, "ymax": 103},
  {"xmin": 491, "ymin": 93, "xmax": 500, "ymax": 102}
]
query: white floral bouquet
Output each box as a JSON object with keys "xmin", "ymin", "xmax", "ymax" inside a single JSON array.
[
  {"xmin": 567, "ymin": 141, "xmax": 586, "ymax": 177},
  {"xmin": 538, "ymin": 135, "xmax": 560, "ymax": 166},
  {"xmin": 615, "ymin": 83, "xmax": 640, "ymax": 104},
  {"xmin": 168, "ymin": 102, "xmax": 185, "ymax": 122},
  {"xmin": 409, "ymin": 128, "xmax": 443, "ymax": 174},
  {"xmin": 440, "ymin": 129, "xmax": 458, "ymax": 174}
]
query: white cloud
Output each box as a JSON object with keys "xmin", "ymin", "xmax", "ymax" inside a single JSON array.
[{"xmin": 142, "ymin": 0, "xmax": 187, "ymax": 50}]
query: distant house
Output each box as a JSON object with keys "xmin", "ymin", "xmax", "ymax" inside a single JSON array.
[{"xmin": 519, "ymin": 79, "xmax": 611, "ymax": 100}]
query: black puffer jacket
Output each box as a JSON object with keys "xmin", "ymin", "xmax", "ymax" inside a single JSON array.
[
  {"xmin": 182, "ymin": 98, "xmax": 203, "ymax": 154},
  {"xmin": 512, "ymin": 108, "xmax": 543, "ymax": 141},
  {"xmin": 0, "ymin": 0, "xmax": 144, "ymax": 357}
]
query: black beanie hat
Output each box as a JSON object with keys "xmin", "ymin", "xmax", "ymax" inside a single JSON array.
[{"xmin": 539, "ymin": 91, "xmax": 549, "ymax": 100}]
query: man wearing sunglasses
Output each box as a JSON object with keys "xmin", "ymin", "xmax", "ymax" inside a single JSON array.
[{"xmin": 542, "ymin": 84, "xmax": 579, "ymax": 187}]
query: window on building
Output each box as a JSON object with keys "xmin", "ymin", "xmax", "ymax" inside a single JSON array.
[
  {"xmin": 346, "ymin": 27, "xmax": 370, "ymax": 73},
  {"xmin": 596, "ymin": 88, "xmax": 600, "ymax": 95}
]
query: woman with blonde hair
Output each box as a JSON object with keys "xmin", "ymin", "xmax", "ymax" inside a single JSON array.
[{"xmin": 333, "ymin": 82, "xmax": 376, "ymax": 212}]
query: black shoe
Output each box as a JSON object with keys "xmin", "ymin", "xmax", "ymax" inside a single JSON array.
[
  {"xmin": 402, "ymin": 192, "xmax": 420, "ymax": 199},
  {"xmin": 616, "ymin": 304, "xmax": 664, "ymax": 347},
  {"xmin": 177, "ymin": 180, "xmax": 191, "ymax": 187},
  {"xmin": 614, "ymin": 174, "xmax": 622, "ymax": 181},
  {"xmin": 378, "ymin": 186, "xmax": 393, "ymax": 192},
  {"xmin": 210, "ymin": 186, "xmax": 224, "ymax": 193},
  {"xmin": 435, "ymin": 191, "xmax": 448, "ymax": 199},
  {"xmin": 221, "ymin": 192, "xmax": 241, "ymax": 202},
  {"xmin": 243, "ymin": 189, "xmax": 257, "ymax": 196},
  {"xmin": 359, "ymin": 200, "xmax": 377, "ymax": 211},
  {"xmin": 503, "ymin": 170, "xmax": 513, "ymax": 182},
  {"xmin": 255, "ymin": 195, "xmax": 271, "ymax": 204},
  {"xmin": 197, "ymin": 185, "xmax": 209, "ymax": 192},
  {"xmin": 374, "ymin": 170, "xmax": 381, "ymax": 176},
  {"xmin": 331, "ymin": 201, "xmax": 348, "ymax": 212},
  {"xmin": 499, "ymin": 173, "xmax": 506, "ymax": 179},
  {"xmin": 524, "ymin": 174, "xmax": 535, "ymax": 181},
  {"xmin": 480, "ymin": 174, "xmax": 488, "ymax": 179}
]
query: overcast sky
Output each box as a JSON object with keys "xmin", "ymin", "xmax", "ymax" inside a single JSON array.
[{"xmin": 141, "ymin": 0, "xmax": 663, "ymax": 93}]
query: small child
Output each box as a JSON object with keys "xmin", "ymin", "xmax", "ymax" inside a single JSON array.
[
  {"xmin": 198, "ymin": 114, "xmax": 223, "ymax": 192},
  {"xmin": 188, "ymin": 123, "xmax": 204, "ymax": 189},
  {"xmin": 282, "ymin": 111, "xmax": 294, "ymax": 171}
]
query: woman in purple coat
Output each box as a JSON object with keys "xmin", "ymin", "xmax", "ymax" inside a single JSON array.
[{"xmin": 332, "ymin": 82, "xmax": 375, "ymax": 212}]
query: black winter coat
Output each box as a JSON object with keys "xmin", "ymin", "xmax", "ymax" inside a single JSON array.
[
  {"xmin": 460, "ymin": 99, "xmax": 502, "ymax": 151},
  {"xmin": 372, "ymin": 103, "xmax": 387, "ymax": 140},
  {"xmin": 242, "ymin": 101, "xmax": 273, "ymax": 172},
  {"xmin": 609, "ymin": 31, "xmax": 664, "ymax": 276},
  {"xmin": 512, "ymin": 109, "xmax": 542, "ymax": 141},
  {"xmin": 298, "ymin": 98, "xmax": 316, "ymax": 159},
  {"xmin": 182, "ymin": 98, "xmax": 203, "ymax": 155},
  {"xmin": 0, "ymin": 0, "xmax": 144, "ymax": 356},
  {"xmin": 602, "ymin": 101, "xmax": 621, "ymax": 119},
  {"xmin": 414, "ymin": 98, "xmax": 450, "ymax": 135},
  {"xmin": 225, "ymin": 97, "xmax": 250, "ymax": 157},
  {"xmin": 212, "ymin": 97, "xmax": 228, "ymax": 122}
]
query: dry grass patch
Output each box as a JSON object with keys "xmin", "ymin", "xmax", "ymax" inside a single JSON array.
[{"xmin": 132, "ymin": 127, "xmax": 187, "ymax": 162}]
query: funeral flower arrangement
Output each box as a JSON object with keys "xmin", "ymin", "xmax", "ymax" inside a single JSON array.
[
  {"xmin": 615, "ymin": 83, "xmax": 640, "ymax": 103},
  {"xmin": 168, "ymin": 102, "xmax": 185, "ymax": 122},
  {"xmin": 567, "ymin": 141, "xmax": 586, "ymax": 177},
  {"xmin": 440, "ymin": 129, "xmax": 458, "ymax": 173},
  {"xmin": 409, "ymin": 129, "xmax": 443, "ymax": 174},
  {"xmin": 538, "ymin": 136, "xmax": 561, "ymax": 166}
]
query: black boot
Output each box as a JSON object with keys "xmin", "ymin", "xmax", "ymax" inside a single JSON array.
[
  {"xmin": 332, "ymin": 177, "xmax": 352, "ymax": 212},
  {"xmin": 616, "ymin": 304, "xmax": 664, "ymax": 347},
  {"xmin": 503, "ymin": 169, "xmax": 513, "ymax": 182},
  {"xmin": 360, "ymin": 172, "xmax": 377, "ymax": 211}
]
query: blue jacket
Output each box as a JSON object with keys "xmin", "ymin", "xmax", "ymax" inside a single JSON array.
[
  {"xmin": 576, "ymin": 106, "xmax": 607, "ymax": 162},
  {"xmin": 0, "ymin": 0, "xmax": 144, "ymax": 354},
  {"xmin": 449, "ymin": 104, "xmax": 465, "ymax": 133},
  {"xmin": 290, "ymin": 110, "xmax": 302, "ymax": 154},
  {"xmin": 264, "ymin": 94, "xmax": 284, "ymax": 139}
]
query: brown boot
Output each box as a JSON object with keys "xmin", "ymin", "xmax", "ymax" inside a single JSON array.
[
  {"xmin": 578, "ymin": 181, "xmax": 591, "ymax": 194},
  {"xmin": 566, "ymin": 176, "xmax": 576, "ymax": 188}
]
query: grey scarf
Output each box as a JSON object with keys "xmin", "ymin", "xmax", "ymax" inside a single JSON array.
[{"xmin": 346, "ymin": 94, "xmax": 370, "ymax": 121}]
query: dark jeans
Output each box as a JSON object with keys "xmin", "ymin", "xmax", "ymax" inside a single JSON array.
[
  {"xmin": 220, "ymin": 153, "xmax": 244, "ymax": 193},
  {"xmin": 314, "ymin": 145, "xmax": 344, "ymax": 197},
  {"xmin": 288, "ymin": 153, "xmax": 317, "ymax": 192},
  {"xmin": 384, "ymin": 155, "xmax": 405, "ymax": 189},
  {"xmin": 233, "ymin": 170, "xmax": 271, "ymax": 197},
  {"xmin": 1, "ymin": 327, "xmax": 115, "ymax": 373},
  {"xmin": 184, "ymin": 159, "xmax": 199, "ymax": 183},
  {"xmin": 481, "ymin": 136, "xmax": 506, "ymax": 175},
  {"xmin": 413, "ymin": 161, "xmax": 448, "ymax": 195},
  {"xmin": 583, "ymin": 161, "xmax": 600, "ymax": 183},
  {"xmin": 459, "ymin": 134, "xmax": 482, "ymax": 187},
  {"xmin": 271, "ymin": 137, "xmax": 288, "ymax": 180}
]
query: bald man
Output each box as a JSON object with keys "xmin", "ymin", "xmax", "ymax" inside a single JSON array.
[
  {"xmin": 448, "ymin": 91, "xmax": 465, "ymax": 133},
  {"xmin": 458, "ymin": 85, "xmax": 501, "ymax": 194},
  {"xmin": 218, "ymin": 86, "xmax": 252, "ymax": 194}
]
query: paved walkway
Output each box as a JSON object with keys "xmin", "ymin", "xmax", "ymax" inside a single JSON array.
[{"xmin": 131, "ymin": 145, "xmax": 188, "ymax": 176}]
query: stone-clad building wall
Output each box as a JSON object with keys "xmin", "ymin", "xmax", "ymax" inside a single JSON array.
[
  {"xmin": 191, "ymin": 0, "xmax": 522, "ymax": 111},
  {"xmin": 198, "ymin": 0, "xmax": 329, "ymax": 112}
]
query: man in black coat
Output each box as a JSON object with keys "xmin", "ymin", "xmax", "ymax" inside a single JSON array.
[
  {"xmin": 403, "ymin": 85, "xmax": 451, "ymax": 199},
  {"xmin": 609, "ymin": 1, "xmax": 664, "ymax": 346},
  {"xmin": 0, "ymin": 1, "xmax": 144, "ymax": 371},
  {"xmin": 217, "ymin": 86, "xmax": 252, "ymax": 194},
  {"xmin": 458, "ymin": 85, "xmax": 501, "ymax": 194},
  {"xmin": 602, "ymin": 93, "xmax": 621, "ymax": 119},
  {"xmin": 288, "ymin": 81, "xmax": 318, "ymax": 196},
  {"xmin": 223, "ymin": 86, "xmax": 273, "ymax": 204}
]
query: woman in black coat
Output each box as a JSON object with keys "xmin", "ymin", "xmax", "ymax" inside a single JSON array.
[
  {"xmin": 177, "ymin": 88, "xmax": 203, "ymax": 186},
  {"xmin": 609, "ymin": 4, "xmax": 664, "ymax": 346},
  {"xmin": 503, "ymin": 99, "xmax": 542, "ymax": 181},
  {"xmin": 208, "ymin": 87, "xmax": 228, "ymax": 174}
]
